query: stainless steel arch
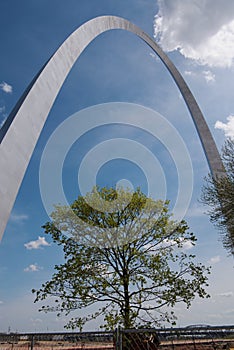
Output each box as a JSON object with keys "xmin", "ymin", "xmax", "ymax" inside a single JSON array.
[{"xmin": 0, "ymin": 15, "xmax": 224, "ymax": 241}]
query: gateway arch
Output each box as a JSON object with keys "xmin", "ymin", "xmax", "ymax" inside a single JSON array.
[{"xmin": 0, "ymin": 16, "xmax": 224, "ymax": 241}]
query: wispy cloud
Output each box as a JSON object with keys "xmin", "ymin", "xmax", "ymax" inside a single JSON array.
[
  {"xmin": 0, "ymin": 81, "xmax": 13, "ymax": 94},
  {"xmin": 208, "ymin": 255, "xmax": 221, "ymax": 264},
  {"xmin": 30, "ymin": 318, "xmax": 43, "ymax": 326},
  {"xmin": 224, "ymin": 309, "xmax": 234, "ymax": 315},
  {"xmin": 154, "ymin": 0, "xmax": 234, "ymax": 67},
  {"xmin": 217, "ymin": 291, "xmax": 234, "ymax": 298},
  {"xmin": 149, "ymin": 52, "xmax": 160, "ymax": 62},
  {"xmin": 184, "ymin": 69, "xmax": 215, "ymax": 83},
  {"xmin": 184, "ymin": 70, "xmax": 194, "ymax": 77},
  {"xmin": 215, "ymin": 115, "xmax": 234, "ymax": 138},
  {"xmin": 0, "ymin": 106, "xmax": 5, "ymax": 114},
  {"xmin": 10, "ymin": 213, "xmax": 29, "ymax": 224},
  {"xmin": 24, "ymin": 236, "xmax": 50, "ymax": 250},
  {"xmin": 186, "ymin": 203, "xmax": 205, "ymax": 218},
  {"xmin": 0, "ymin": 301, "xmax": 3, "ymax": 305},
  {"xmin": 24, "ymin": 264, "xmax": 41, "ymax": 272},
  {"xmin": 202, "ymin": 70, "xmax": 215, "ymax": 83}
]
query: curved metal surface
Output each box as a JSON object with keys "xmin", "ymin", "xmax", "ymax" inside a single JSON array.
[{"xmin": 0, "ymin": 16, "xmax": 224, "ymax": 240}]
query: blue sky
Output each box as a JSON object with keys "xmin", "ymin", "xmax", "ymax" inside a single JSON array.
[{"xmin": 0, "ymin": 0, "xmax": 234, "ymax": 332}]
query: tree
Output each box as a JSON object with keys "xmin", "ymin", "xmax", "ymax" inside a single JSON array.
[
  {"xmin": 201, "ymin": 138, "xmax": 234, "ymax": 255},
  {"xmin": 33, "ymin": 187, "xmax": 210, "ymax": 330}
]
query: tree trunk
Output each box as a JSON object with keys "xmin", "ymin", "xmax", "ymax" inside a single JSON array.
[{"xmin": 123, "ymin": 269, "xmax": 131, "ymax": 329}]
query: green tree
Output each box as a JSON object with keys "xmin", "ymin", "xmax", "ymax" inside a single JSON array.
[
  {"xmin": 33, "ymin": 187, "xmax": 210, "ymax": 330},
  {"xmin": 201, "ymin": 138, "xmax": 234, "ymax": 255}
]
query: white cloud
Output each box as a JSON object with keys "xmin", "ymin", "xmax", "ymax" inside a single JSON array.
[
  {"xmin": 215, "ymin": 115, "xmax": 234, "ymax": 138},
  {"xmin": 149, "ymin": 52, "xmax": 160, "ymax": 62},
  {"xmin": 24, "ymin": 236, "xmax": 50, "ymax": 250},
  {"xmin": 184, "ymin": 70, "xmax": 194, "ymax": 77},
  {"xmin": 208, "ymin": 255, "xmax": 220, "ymax": 264},
  {"xmin": 154, "ymin": 0, "xmax": 234, "ymax": 67},
  {"xmin": 0, "ymin": 301, "xmax": 3, "ymax": 305},
  {"xmin": 218, "ymin": 291, "xmax": 234, "ymax": 298},
  {"xmin": 0, "ymin": 81, "xmax": 13, "ymax": 93},
  {"xmin": 162, "ymin": 237, "xmax": 194, "ymax": 250},
  {"xmin": 24, "ymin": 264, "xmax": 41, "ymax": 272},
  {"xmin": 202, "ymin": 70, "xmax": 215, "ymax": 83},
  {"xmin": 182, "ymin": 240, "xmax": 194, "ymax": 250},
  {"xmin": 184, "ymin": 69, "xmax": 215, "ymax": 83}
]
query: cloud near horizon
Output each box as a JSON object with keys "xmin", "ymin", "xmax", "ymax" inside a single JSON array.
[{"xmin": 154, "ymin": 0, "xmax": 234, "ymax": 68}]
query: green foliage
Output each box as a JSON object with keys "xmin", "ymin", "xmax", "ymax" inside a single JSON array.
[
  {"xmin": 202, "ymin": 138, "xmax": 234, "ymax": 255},
  {"xmin": 33, "ymin": 187, "xmax": 210, "ymax": 330}
]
